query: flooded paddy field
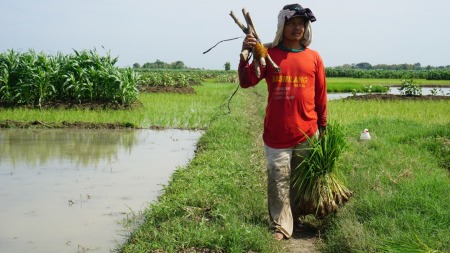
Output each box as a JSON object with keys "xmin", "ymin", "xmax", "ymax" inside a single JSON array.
[
  {"xmin": 0, "ymin": 129, "xmax": 202, "ymax": 253},
  {"xmin": 327, "ymin": 87, "xmax": 450, "ymax": 100}
]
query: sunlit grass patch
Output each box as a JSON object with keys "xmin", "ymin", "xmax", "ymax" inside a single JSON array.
[
  {"xmin": 0, "ymin": 83, "xmax": 237, "ymax": 130},
  {"xmin": 327, "ymin": 81, "xmax": 387, "ymax": 93},
  {"xmin": 322, "ymin": 99, "xmax": 450, "ymax": 253}
]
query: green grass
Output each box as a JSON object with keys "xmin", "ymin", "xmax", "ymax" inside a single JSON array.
[
  {"xmin": 326, "ymin": 81, "xmax": 387, "ymax": 93},
  {"xmin": 322, "ymin": 99, "xmax": 450, "ymax": 253},
  {"xmin": 118, "ymin": 85, "xmax": 450, "ymax": 252},
  {"xmin": 1, "ymin": 81, "xmax": 449, "ymax": 252},
  {"xmin": 0, "ymin": 82, "xmax": 232, "ymax": 129},
  {"xmin": 117, "ymin": 83, "xmax": 282, "ymax": 252}
]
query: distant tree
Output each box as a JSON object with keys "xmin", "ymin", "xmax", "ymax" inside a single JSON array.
[
  {"xmin": 155, "ymin": 59, "xmax": 164, "ymax": 69},
  {"xmin": 137, "ymin": 60, "xmax": 191, "ymax": 69},
  {"xmin": 224, "ymin": 62, "xmax": 231, "ymax": 71},
  {"xmin": 399, "ymin": 63, "xmax": 411, "ymax": 70},
  {"xmin": 133, "ymin": 63, "xmax": 140, "ymax": 68},
  {"xmin": 171, "ymin": 61, "xmax": 185, "ymax": 69},
  {"xmin": 355, "ymin": 62, "xmax": 372, "ymax": 69},
  {"xmin": 373, "ymin": 64, "xmax": 389, "ymax": 70},
  {"xmin": 331, "ymin": 62, "xmax": 450, "ymax": 72}
]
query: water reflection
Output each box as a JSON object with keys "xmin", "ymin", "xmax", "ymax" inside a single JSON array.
[
  {"xmin": 327, "ymin": 87, "xmax": 450, "ymax": 100},
  {"xmin": 1, "ymin": 129, "xmax": 139, "ymax": 169},
  {"xmin": 0, "ymin": 129, "xmax": 202, "ymax": 253}
]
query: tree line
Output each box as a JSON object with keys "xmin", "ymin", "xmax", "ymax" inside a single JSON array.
[
  {"xmin": 133, "ymin": 60, "xmax": 187, "ymax": 69},
  {"xmin": 132, "ymin": 60, "xmax": 450, "ymax": 80},
  {"xmin": 326, "ymin": 63, "xmax": 450, "ymax": 80},
  {"xmin": 334, "ymin": 62, "xmax": 450, "ymax": 71},
  {"xmin": 325, "ymin": 68, "xmax": 450, "ymax": 80}
]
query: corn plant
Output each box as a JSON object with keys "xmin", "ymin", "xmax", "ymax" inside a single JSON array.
[
  {"xmin": 138, "ymin": 71, "xmax": 203, "ymax": 87},
  {"xmin": 398, "ymin": 79, "xmax": 422, "ymax": 96},
  {"xmin": 0, "ymin": 63, "xmax": 13, "ymax": 103},
  {"xmin": 104, "ymin": 67, "xmax": 139, "ymax": 104},
  {"xmin": 0, "ymin": 48, "xmax": 139, "ymax": 106},
  {"xmin": 0, "ymin": 50, "xmax": 19, "ymax": 103}
]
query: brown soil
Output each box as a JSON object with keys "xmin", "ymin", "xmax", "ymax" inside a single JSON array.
[
  {"xmin": 0, "ymin": 120, "xmax": 147, "ymax": 129},
  {"xmin": 286, "ymin": 226, "xmax": 321, "ymax": 253},
  {"xmin": 138, "ymin": 85, "xmax": 195, "ymax": 94},
  {"xmin": 0, "ymin": 100, "xmax": 144, "ymax": 110}
]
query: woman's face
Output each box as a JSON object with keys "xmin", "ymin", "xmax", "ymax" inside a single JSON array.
[{"xmin": 283, "ymin": 17, "xmax": 306, "ymax": 43}]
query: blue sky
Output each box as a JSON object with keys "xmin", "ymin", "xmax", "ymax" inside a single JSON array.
[{"xmin": 1, "ymin": 0, "xmax": 449, "ymax": 70}]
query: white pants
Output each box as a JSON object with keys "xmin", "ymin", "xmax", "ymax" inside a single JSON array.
[{"xmin": 264, "ymin": 132, "xmax": 317, "ymax": 238}]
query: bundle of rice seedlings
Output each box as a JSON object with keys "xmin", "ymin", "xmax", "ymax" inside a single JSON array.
[{"xmin": 291, "ymin": 122, "xmax": 353, "ymax": 218}]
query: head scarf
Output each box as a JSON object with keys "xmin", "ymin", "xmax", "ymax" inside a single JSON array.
[{"xmin": 270, "ymin": 7, "xmax": 313, "ymax": 48}]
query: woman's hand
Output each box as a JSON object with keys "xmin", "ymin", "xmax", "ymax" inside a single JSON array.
[
  {"xmin": 242, "ymin": 33, "xmax": 258, "ymax": 51},
  {"xmin": 319, "ymin": 126, "xmax": 326, "ymax": 139}
]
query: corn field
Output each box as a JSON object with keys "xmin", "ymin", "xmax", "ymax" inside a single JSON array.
[
  {"xmin": 137, "ymin": 71, "xmax": 203, "ymax": 87},
  {"xmin": 0, "ymin": 49, "xmax": 139, "ymax": 106},
  {"xmin": 136, "ymin": 69, "xmax": 239, "ymax": 87}
]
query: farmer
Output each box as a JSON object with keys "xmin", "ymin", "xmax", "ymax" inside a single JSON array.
[{"xmin": 238, "ymin": 3, "xmax": 327, "ymax": 240}]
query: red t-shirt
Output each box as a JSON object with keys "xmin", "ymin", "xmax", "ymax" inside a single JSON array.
[{"xmin": 238, "ymin": 46, "xmax": 327, "ymax": 148}]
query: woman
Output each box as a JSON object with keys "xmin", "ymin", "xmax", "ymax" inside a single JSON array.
[{"xmin": 238, "ymin": 3, "xmax": 327, "ymax": 240}]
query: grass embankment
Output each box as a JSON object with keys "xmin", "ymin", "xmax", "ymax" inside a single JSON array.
[
  {"xmin": 117, "ymin": 82, "xmax": 282, "ymax": 252},
  {"xmin": 323, "ymin": 99, "xmax": 450, "ymax": 252},
  {"xmin": 0, "ymin": 82, "xmax": 281, "ymax": 252}
]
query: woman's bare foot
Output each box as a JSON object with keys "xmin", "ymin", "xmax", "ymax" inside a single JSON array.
[{"xmin": 274, "ymin": 232, "xmax": 285, "ymax": 240}]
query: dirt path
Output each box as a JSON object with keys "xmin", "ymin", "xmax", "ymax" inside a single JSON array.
[{"xmin": 286, "ymin": 228, "xmax": 320, "ymax": 253}]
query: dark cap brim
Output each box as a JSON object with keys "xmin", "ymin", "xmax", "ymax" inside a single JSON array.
[{"xmin": 288, "ymin": 8, "xmax": 316, "ymax": 22}]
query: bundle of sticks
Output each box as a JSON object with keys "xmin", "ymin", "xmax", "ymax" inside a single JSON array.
[{"xmin": 230, "ymin": 8, "xmax": 280, "ymax": 78}]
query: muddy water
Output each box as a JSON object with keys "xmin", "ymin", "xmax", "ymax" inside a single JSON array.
[
  {"xmin": 0, "ymin": 129, "xmax": 202, "ymax": 253},
  {"xmin": 327, "ymin": 87, "xmax": 450, "ymax": 100}
]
